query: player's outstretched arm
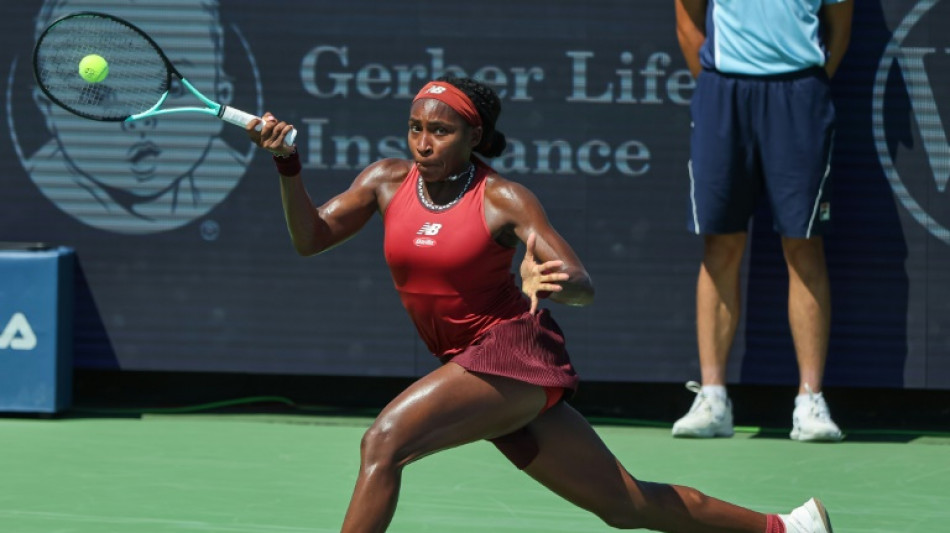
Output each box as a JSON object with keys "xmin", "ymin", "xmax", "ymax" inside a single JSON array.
[{"xmin": 248, "ymin": 114, "xmax": 404, "ymax": 256}]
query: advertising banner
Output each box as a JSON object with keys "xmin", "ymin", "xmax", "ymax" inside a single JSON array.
[{"xmin": 1, "ymin": 1, "xmax": 947, "ymax": 389}]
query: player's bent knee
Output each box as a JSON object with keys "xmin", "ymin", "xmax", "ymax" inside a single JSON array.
[{"xmin": 359, "ymin": 422, "xmax": 406, "ymax": 470}]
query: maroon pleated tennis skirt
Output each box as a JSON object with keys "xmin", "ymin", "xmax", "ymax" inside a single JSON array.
[{"xmin": 439, "ymin": 309, "xmax": 580, "ymax": 395}]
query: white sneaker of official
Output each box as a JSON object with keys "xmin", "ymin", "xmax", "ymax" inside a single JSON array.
[
  {"xmin": 790, "ymin": 385, "xmax": 843, "ymax": 442},
  {"xmin": 671, "ymin": 381, "xmax": 734, "ymax": 438},
  {"xmin": 780, "ymin": 497, "xmax": 834, "ymax": 533}
]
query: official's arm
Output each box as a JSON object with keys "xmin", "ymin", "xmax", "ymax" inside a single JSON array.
[
  {"xmin": 675, "ymin": 0, "xmax": 707, "ymax": 78},
  {"xmin": 821, "ymin": 0, "xmax": 854, "ymax": 78}
]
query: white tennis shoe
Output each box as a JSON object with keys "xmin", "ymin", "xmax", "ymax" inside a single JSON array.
[
  {"xmin": 780, "ymin": 498, "xmax": 834, "ymax": 533},
  {"xmin": 790, "ymin": 385, "xmax": 843, "ymax": 442},
  {"xmin": 671, "ymin": 381, "xmax": 734, "ymax": 438}
]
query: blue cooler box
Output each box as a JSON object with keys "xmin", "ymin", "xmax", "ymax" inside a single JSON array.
[{"xmin": 0, "ymin": 244, "xmax": 74, "ymax": 413}]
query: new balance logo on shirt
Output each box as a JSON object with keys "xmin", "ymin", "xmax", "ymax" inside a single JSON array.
[
  {"xmin": 414, "ymin": 222, "xmax": 442, "ymax": 247},
  {"xmin": 417, "ymin": 222, "xmax": 442, "ymax": 235}
]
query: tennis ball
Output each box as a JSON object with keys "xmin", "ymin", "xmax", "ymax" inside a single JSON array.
[{"xmin": 78, "ymin": 54, "xmax": 109, "ymax": 83}]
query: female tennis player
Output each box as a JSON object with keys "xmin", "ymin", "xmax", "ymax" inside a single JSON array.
[{"xmin": 248, "ymin": 77, "xmax": 831, "ymax": 533}]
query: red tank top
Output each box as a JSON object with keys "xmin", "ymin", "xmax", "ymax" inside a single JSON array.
[{"xmin": 383, "ymin": 161, "xmax": 529, "ymax": 357}]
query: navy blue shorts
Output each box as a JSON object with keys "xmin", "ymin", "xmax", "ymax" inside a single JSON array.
[{"xmin": 688, "ymin": 68, "xmax": 835, "ymax": 237}]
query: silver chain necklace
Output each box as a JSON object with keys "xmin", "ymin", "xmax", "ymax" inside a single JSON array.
[{"xmin": 416, "ymin": 163, "xmax": 475, "ymax": 212}]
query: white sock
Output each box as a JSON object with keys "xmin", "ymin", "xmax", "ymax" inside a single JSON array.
[
  {"xmin": 701, "ymin": 385, "xmax": 727, "ymax": 399},
  {"xmin": 795, "ymin": 391, "xmax": 823, "ymax": 407}
]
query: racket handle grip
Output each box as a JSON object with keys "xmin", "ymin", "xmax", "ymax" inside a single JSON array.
[{"xmin": 219, "ymin": 105, "xmax": 297, "ymax": 146}]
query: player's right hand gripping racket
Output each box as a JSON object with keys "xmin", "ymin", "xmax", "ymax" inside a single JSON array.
[{"xmin": 32, "ymin": 11, "xmax": 296, "ymax": 145}]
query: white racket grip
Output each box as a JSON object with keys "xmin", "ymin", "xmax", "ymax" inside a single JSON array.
[{"xmin": 219, "ymin": 105, "xmax": 297, "ymax": 146}]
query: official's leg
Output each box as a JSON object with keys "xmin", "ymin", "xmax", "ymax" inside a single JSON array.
[
  {"xmin": 757, "ymin": 69, "xmax": 834, "ymax": 396},
  {"xmin": 758, "ymin": 71, "xmax": 841, "ymax": 442},
  {"xmin": 782, "ymin": 236, "xmax": 831, "ymax": 395},
  {"xmin": 688, "ymin": 70, "xmax": 759, "ymax": 387},
  {"xmin": 340, "ymin": 363, "xmax": 546, "ymax": 533},
  {"xmin": 672, "ymin": 232, "xmax": 747, "ymax": 437},
  {"xmin": 523, "ymin": 402, "xmax": 766, "ymax": 532},
  {"xmin": 781, "ymin": 236, "xmax": 840, "ymax": 441},
  {"xmin": 697, "ymin": 232, "xmax": 747, "ymax": 386},
  {"xmin": 677, "ymin": 69, "xmax": 758, "ymax": 438}
]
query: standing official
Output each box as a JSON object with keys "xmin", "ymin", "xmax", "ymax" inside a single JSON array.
[{"xmin": 673, "ymin": 0, "xmax": 854, "ymax": 441}]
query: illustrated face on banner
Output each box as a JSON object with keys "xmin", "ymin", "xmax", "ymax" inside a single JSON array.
[{"xmin": 22, "ymin": 0, "xmax": 255, "ymax": 233}]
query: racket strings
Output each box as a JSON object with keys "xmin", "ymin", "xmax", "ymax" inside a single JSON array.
[{"xmin": 34, "ymin": 15, "xmax": 170, "ymax": 120}]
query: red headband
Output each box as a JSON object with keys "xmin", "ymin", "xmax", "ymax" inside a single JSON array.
[{"xmin": 413, "ymin": 82, "xmax": 483, "ymax": 127}]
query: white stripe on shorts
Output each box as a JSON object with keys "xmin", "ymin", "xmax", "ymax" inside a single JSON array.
[
  {"xmin": 688, "ymin": 159, "xmax": 701, "ymax": 235},
  {"xmin": 804, "ymin": 134, "xmax": 834, "ymax": 238}
]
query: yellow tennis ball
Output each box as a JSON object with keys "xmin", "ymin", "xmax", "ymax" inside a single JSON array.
[{"xmin": 78, "ymin": 54, "xmax": 109, "ymax": 83}]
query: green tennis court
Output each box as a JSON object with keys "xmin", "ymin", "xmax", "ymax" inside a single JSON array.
[{"xmin": 2, "ymin": 411, "xmax": 947, "ymax": 532}]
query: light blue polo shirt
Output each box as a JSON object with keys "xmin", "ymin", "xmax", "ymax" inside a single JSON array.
[{"xmin": 699, "ymin": 0, "xmax": 849, "ymax": 75}]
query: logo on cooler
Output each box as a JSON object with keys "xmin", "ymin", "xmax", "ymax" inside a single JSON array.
[{"xmin": 0, "ymin": 312, "xmax": 36, "ymax": 351}]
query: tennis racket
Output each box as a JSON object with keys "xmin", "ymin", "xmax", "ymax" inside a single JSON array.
[{"xmin": 32, "ymin": 11, "xmax": 296, "ymax": 145}]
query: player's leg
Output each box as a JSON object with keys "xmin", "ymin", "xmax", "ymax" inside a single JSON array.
[
  {"xmin": 340, "ymin": 362, "xmax": 546, "ymax": 533},
  {"xmin": 522, "ymin": 402, "xmax": 767, "ymax": 532}
]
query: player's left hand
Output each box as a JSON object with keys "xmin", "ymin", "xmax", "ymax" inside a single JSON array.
[{"xmin": 519, "ymin": 232, "xmax": 569, "ymax": 314}]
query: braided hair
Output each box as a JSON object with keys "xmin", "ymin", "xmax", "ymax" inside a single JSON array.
[{"xmin": 437, "ymin": 76, "xmax": 507, "ymax": 158}]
